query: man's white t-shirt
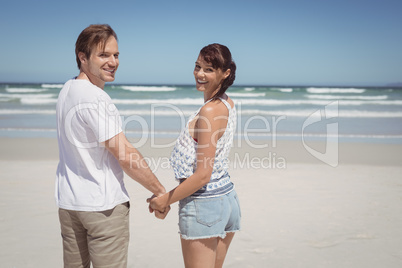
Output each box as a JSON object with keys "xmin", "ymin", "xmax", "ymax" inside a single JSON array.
[{"xmin": 55, "ymin": 79, "xmax": 129, "ymax": 211}]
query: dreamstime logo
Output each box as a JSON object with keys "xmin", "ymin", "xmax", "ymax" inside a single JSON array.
[{"xmin": 302, "ymin": 101, "xmax": 339, "ymax": 167}]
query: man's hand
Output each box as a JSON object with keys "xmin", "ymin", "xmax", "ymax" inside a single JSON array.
[
  {"xmin": 147, "ymin": 195, "xmax": 170, "ymax": 220},
  {"xmin": 154, "ymin": 205, "xmax": 171, "ymax": 220}
]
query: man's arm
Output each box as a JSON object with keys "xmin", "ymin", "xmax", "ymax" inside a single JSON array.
[{"xmin": 104, "ymin": 132, "xmax": 166, "ymax": 197}]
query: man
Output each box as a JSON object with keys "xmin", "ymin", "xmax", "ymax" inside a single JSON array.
[{"xmin": 55, "ymin": 24, "xmax": 168, "ymax": 268}]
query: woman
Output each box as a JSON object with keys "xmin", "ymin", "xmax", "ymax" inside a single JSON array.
[{"xmin": 148, "ymin": 43, "xmax": 241, "ymax": 268}]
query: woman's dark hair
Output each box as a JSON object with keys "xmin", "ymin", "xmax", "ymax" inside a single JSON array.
[
  {"xmin": 75, "ymin": 24, "xmax": 118, "ymax": 69},
  {"xmin": 199, "ymin": 43, "xmax": 236, "ymax": 100}
]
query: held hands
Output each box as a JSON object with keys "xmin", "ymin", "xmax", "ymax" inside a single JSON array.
[{"xmin": 147, "ymin": 194, "xmax": 170, "ymax": 220}]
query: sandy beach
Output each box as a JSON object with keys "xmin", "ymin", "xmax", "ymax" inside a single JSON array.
[{"xmin": 1, "ymin": 137, "xmax": 402, "ymax": 267}]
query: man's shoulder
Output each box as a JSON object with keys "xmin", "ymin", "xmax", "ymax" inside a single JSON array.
[
  {"xmin": 66, "ymin": 79, "xmax": 111, "ymax": 101},
  {"xmin": 69, "ymin": 79, "xmax": 98, "ymax": 91}
]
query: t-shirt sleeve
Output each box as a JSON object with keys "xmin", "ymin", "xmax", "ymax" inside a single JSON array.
[{"xmin": 81, "ymin": 95, "xmax": 123, "ymax": 143}]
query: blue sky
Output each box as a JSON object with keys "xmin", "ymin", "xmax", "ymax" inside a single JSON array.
[{"xmin": 1, "ymin": 0, "xmax": 401, "ymax": 86}]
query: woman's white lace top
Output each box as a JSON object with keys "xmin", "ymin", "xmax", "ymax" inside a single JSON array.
[{"xmin": 170, "ymin": 98, "xmax": 236, "ymax": 197}]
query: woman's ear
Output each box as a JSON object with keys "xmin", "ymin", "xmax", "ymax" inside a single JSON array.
[{"xmin": 224, "ymin": 69, "xmax": 231, "ymax": 79}]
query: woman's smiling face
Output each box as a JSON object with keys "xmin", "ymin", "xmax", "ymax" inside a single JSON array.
[{"xmin": 193, "ymin": 55, "xmax": 229, "ymax": 99}]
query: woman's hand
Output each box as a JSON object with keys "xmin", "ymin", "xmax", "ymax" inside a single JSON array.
[
  {"xmin": 154, "ymin": 204, "xmax": 171, "ymax": 220},
  {"xmin": 147, "ymin": 194, "xmax": 170, "ymax": 219}
]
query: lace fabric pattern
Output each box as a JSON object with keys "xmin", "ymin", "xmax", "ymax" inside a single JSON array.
[{"xmin": 170, "ymin": 98, "xmax": 236, "ymax": 198}]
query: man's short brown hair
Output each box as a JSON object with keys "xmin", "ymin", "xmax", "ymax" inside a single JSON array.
[{"xmin": 75, "ymin": 24, "xmax": 118, "ymax": 69}]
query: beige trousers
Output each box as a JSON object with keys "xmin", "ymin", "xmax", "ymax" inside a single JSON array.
[{"xmin": 58, "ymin": 202, "xmax": 130, "ymax": 268}]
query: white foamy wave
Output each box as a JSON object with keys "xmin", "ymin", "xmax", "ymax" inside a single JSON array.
[
  {"xmin": 244, "ymin": 87, "xmax": 255, "ymax": 91},
  {"xmin": 119, "ymin": 109, "xmax": 193, "ymax": 117},
  {"xmin": 0, "ymin": 93, "xmax": 57, "ymax": 106},
  {"xmin": 227, "ymin": 92, "xmax": 266, "ymax": 97},
  {"xmin": 1, "ymin": 127, "xmax": 400, "ymax": 140},
  {"xmin": 272, "ymin": 88, "xmax": 293, "ymax": 93},
  {"xmin": 338, "ymin": 100, "xmax": 402, "ymax": 105},
  {"xmin": 6, "ymin": 87, "xmax": 48, "ymax": 93},
  {"xmin": 41, "ymin": 84, "xmax": 63, "ymax": 88},
  {"xmin": 112, "ymin": 98, "xmax": 204, "ymax": 105},
  {"xmin": 306, "ymin": 95, "xmax": 388, "ymax": 100},
  {"xmin": 103, "ymin": 107, "xmax": 402, "ymax": 118},
  {"xmin": 0, "ymin": 109, "xmax": 55, "ymax": 115},
  {"xmin": 0, "ymin": 93, "xmax": 57, "ymax": 105},
  {"xmin": 234, "ymin": 99, "xmax": 402, "ymax": 106},
  {"xmin": 0, "ymin": 127, "xmax": 56, "ymax": 132},
  {"xmin": 234, "ymin": 99, "xmax": 329, "ymax": 106},
  {"xmin": 3, "ymin": 107, "xmax": 400, "ymax": 118},
  {"xmin": 338, "ymin": 110, "xmax": 402, "ymax": 118},
  {"xmin": 0, "ymin": 93, "xmax": 56, "ymax": 99},
  {"xmin": 238, "ymin": 109, "xmax": 330, "ymax": 117},
  {"xmin": 124, "ymin": 129, "xmax": 181, "ymax": 136},
  {"xmin": 121, "ymin": 86, "xmax": 177, "ymax": 92},
  {"xmin": 238, "ymin": 109, "xmax": 402, "ymax": 118},
  {"xmin": 255, "ymin": 133, "xmax": 402, "ymax": 139},
  {"xmin": 307, "ymin": 88, "xmax": 366, "ymax": 94},
  {"xmin": 112, "ymin": 98, "xmax": 402, "ymax": 106},
  {"xmin": 20, "ymin": 98, "xmax": 57, "ymax": 105}
]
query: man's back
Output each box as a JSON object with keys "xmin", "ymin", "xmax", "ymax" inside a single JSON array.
[{"xmin": 55, "ymin": 78, "xmax": 129, "ymax": 211}]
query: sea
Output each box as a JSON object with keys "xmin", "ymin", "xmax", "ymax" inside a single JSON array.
[{"xmin": 1, "ymin": 83, "xmax": 402, "ymax": 144}]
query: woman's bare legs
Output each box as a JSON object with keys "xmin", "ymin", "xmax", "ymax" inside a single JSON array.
[
  {"xmin": 181, "ymin": 233, "xmax": 235, "ymax": 268},
  {"xmin": 215, "ymin": 232, "xmax": 235, "ymax": 268},
  {"xmin": 181, "ymin": 237, "xmax": 217, "ymax": 268}
]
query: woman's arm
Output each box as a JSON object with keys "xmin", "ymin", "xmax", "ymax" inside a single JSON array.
[{"xmin": 148, "ymin": 101, "xmax": 229, "ymax": 211}]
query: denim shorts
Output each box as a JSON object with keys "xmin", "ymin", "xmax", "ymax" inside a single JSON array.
[{"xmin": 178, "ymin": 190, "xmax": 241, "ymax": 240}]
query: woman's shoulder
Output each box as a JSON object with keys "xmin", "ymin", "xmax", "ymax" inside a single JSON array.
[{"xmin": 200, "ymin": 98, "xmax": 229, "ymax": 116}]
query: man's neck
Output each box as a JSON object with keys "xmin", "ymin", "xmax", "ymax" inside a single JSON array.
[{"xmin": 76, "ymin": 71, "xmax": 105, "ymax": 90}]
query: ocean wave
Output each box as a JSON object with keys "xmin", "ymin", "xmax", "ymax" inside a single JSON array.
[
  {"xmin": 245, "ymin": 132, "xmax": 402, "ymax": 139},
  {"xmin": 111, "ymin": 98, "xmax": 326, "ymax": 106},
  {"xmin": 20, "ymin": 98, "xmax": 57, "ymax": 105},
  {"xmin": 234, "ymin": 98, "xmax": 402, "ymax": 106},
  {"xmin": 0, "ymin": 108, "xmax": 192, "ymax": 116},
  {"xmin": 109, "ymin": 97, "xmax": 402, "ymax": 106},
  {"xmin": 227, "ymin": 92, "xmax": 266, "ymax": 97},
  {"xmin": 244, "ymin": 87, "xmax": 255, "ymax": 91},
  {"xmin": 119, "ymin": 109, "xmax": 193, "ymax": 117},
  {"xmin": 0, "ymin": 109, "xmax": 56, "ymax": 115},
  {"xmin": 235, "ymin": 99, "xmax": 333, "ymax": 106},
  {"xmin": 1, "ymin": 127, "xmax": 401, "ymax": 140},
  {"xmin": 237, "ymin": 109, "xmax": 402, "ymax": 118},
  {"xmin": 112, "ymin": 98, "xmax": 204, "ymax": 105},
  {"xmin": 0, "ymin": 128, "xmax": 57, "ymax": 132},
  {"xmin": 0, "ymin": 93, "xmax": 57, "ymax": 105},
  {"xmin": 271, "ymin": 88, "xmax": 293, "ymax": 93},
  {"xmin": 118, "ymin": 108, "xmax": 402, "ymax": 118},
  {"xmin": 306, "ymin": 95, "xmax": 388, "ymax": 100},
  {"xmin": 0, "ymin": 93, "xmax": 56, "ymax": 99},
  {"xmin": 306, "ymin": 87, "xmax": 366, "ymax": 94},
  {"xmin": 10, "ymin": 95, "xmax": 401, "ymax": 107},
  {"xmin": 6, "ymin": 87, "xmax": 48, "ymax": 93},
  {"xmin": 41, "ymin": 84, "xmax": 64, "ymax": 88},
  {"xmin": 120, "ymin": 86, "xmax": 177, "ymax": 92},
  {"xmin": 3, "ymin": 107, "xmax": 400, "ymax": 119}
]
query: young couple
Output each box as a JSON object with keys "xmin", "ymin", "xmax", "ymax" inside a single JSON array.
[{"xmin": 55, "ymin": 24, "xmax": 241, "ymax": 268}]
